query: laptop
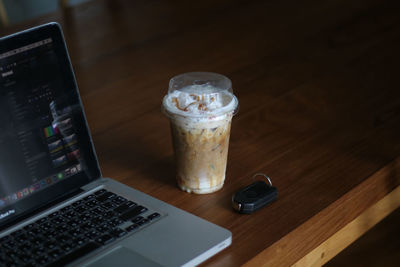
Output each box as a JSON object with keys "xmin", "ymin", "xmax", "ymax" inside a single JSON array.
[{"xmin": 0, "ymin": 22, "xmax": 231, "ymax": 267}]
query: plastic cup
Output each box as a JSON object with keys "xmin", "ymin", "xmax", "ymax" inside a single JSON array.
[{"xmin": 162, "ymin": 72, "xmax": 238, "ymax": 194}]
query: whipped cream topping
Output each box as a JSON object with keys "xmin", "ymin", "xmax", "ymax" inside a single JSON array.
[{"xmin": 163, "ymin": 85, "xmax": 237, "ymax": 118}]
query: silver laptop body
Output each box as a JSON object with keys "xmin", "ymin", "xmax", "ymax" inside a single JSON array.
[{"xmin": 0, "ymin": 23, "xmax": 231, "ymax": 267}]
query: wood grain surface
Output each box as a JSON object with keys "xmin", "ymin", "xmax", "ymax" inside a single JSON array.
[
  {"xmin": 1, "ymin": 0, "xmax": 400, "ymax": 266},
  {"xmin": 292, "ymin": 184, "xmax": 400, "ymax": 266},
  {"xmin": 326, "ymin": 207, "xmax": 400, "ymax": 267}
]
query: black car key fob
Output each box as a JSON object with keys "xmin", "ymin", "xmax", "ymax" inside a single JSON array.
[{"xmin": 232, "ymin": 175, "xmax": 278, "ymax": 214}]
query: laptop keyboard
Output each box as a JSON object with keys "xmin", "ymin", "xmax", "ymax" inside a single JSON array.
[{"xmin": 0, "ymin": 189, "xmax": 161, "ymax": 267}]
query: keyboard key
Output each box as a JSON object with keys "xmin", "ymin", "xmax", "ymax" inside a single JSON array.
[
  {"xmin": 120, "ymin": 206, "xmax": 148, "ymax": 221},
  {"xmin": 32, "ymin": 247, "xmax": 46, "ymax": 256},
  {"xmin": 91, "ymin": 215, "xmax": 107, "ymax": 225},
  {"xmin": 85, "ymin": 199, "xmax": 99, "ymax": 207},
  {"xmin": 125, "ymin": 224, "xmax": 139, "ymax": 232},
  {"xmin": 18, "ymin": 252, "xmax": 32, "ymax": 263},
  {"xmin": 49, "ymin": 242, "xmax": 95, "ymax": 266},
  {"xmin": 110, "ymin": 228, "xmax": 127, "ymax": 238},
  {"xmin": 96, "ymin": 192, "xmax": 116, "ymax": 202},
  {"xmin": 60, "ymin": 205, "xmax": 72, "ymax": 213},
  {"xmin": 83, "ymin": 194, "xmax": 95, "ymax": 202},
  {"xmin": 96, "ymin": 224, "xmax": 110, "ymax": 233},
  {"xmin": 75, "ymin": 205, "xmax": 88, "ymax": 214},
  {"xmin": 55, "ymin": 234, "xmax": 70, "ymax": 244},
  {"xmin": 80, "ymin": 222, "xmax": 94, "ymax": 231},
  {"xmin": 26, "ymin": 226, "xmax": 42, "ymax": 236},
  {"xmin": 55, "ymin": 224, "xmax": 69, "ymax": 233},
  {"xmin": 48, "ymin": 211, "xmax": 61, "ymax": 219},
  {"xmin": 37, "ymin": 217, "xmax": 49, "ymax": 224},
  {"xmin": 41, "ymin": 222, "xmax": 52, "ymax": 231},
  {"xmin": 73, "ymin": 236, "xmax": 87, "ymax": 246},
  {"xmin": 3, "ymin": 240, "xmax": 17, "ymax": 249},
  {"xmin": 52, "ymin": 216, "xmax": 67, "ymax": 225},
  {"xmin": 95, "ymin": 234, "xmax": 114, "ymax": 245},
  {"xmin": 85, "ymin": 230, "xmax": 101, "ymax": 239},
  {"xmin": 132, "ymin": 216, "xmax": 144, "ymax": 224},
  {"xmin": 0, "ymin": 259, "xmax": 15, "ymax": 267},
  {"xmin": 47, "ymin": 242, "xmax": 100, "ymax": 267},
  {"xmin": 101, "ymin": 201, "xmax": 117, "ymax": 210},
  {"xmin": 31, "ymin": 236, "xmax": 45, "ymax": 246},
  {"xmin": 14, "ymin": 234, "xmax": 28, "ymax": 243},
  {"xmin": 137, "ymin": 218, "xmax": 150, "ymax": 226},
  {"xmin": 72, "ymin": 199, "xmax": 84, "ymax": 207},
  {"xmin": 68, "ymin": 218, "xmax": 80, "ymax": 227},
  {"xmin": 79, "ymin": 213, "xmax": 92, "ymax": 222},
  {"xmin": 43, "ymin": 230, "xmax": 57, "ymax": 239},
  {"xmin": 148, "ymin": 212, "xmax": 161, "ymax": 221},
  {"xmin": 114, "ymin": 201, "xmax": 136, "ymax": 214},
  {"xmin": 44, "ymin": 241, "xmax": 57, "ymax": 250},
  {"xmin": 0, "ymin": 235, "xmax": 11, "ymax": 243},
  {"xmin": 18, "ymin": 243, "xmax": 30, "ymax": 251},
  {"xmin": 94, "ymin": 189, "xmax": 107, "ymax": 195},
  {"xmin": 6, "ymin": 250, "xmax": 18, "ymax": 259},
  {"xmin": 109, "ymin": 218, "xmax": 124, "ymax": 227},
  {"xmin": 60, "ymin": 243, "xmax": 73, "ymax": 252},
  {"xmin": 11, "ymin": 229, "xmax": 24, "ymax": 237},
  {"xmin": 23, "ymin": 223, "xmax": 35, "ymax": 231},
  {"xmin": 103, "ymin": 210, "xmax": 116, "ymax": 219},
  {"xmin": 91, "ymin": 207, "xmax": 105, "ymax": 215},
  {"xmin": 69, "ymin": 229, "xmax": 82, "ymax": 237},
  {"xmin": 63, "ymin": 210, "xmax": 76, "ymax": 219},
  {"xmin": 49, "ymin": 249, "xmax": 63, "ymax": 259},
  {"xmin": 36, "ymin": 255, "xmax": 51, "ymax": 265},
  {"xmin": 112, "ymin": 196, "xmax": 127, "ymax": 205}
]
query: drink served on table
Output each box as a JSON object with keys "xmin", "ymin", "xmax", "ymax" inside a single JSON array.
[{"xmin": 162, "ymin": 72, "xmax": 238, "ymax": 194}]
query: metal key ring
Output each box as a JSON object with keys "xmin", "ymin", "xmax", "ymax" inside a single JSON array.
[{"xmin": 252, "ymin": 173, "xmax": 272, "ymax": 186}]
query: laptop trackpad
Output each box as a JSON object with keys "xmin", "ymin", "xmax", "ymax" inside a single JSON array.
[{"xmin": 86, "ymin": 247, "xmax": 162, "ymax": 267}]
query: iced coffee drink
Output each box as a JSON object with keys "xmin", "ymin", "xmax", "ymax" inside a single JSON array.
[{"xmin": 162, "ymin": 72, "xmax": 238, "ymax": 194}]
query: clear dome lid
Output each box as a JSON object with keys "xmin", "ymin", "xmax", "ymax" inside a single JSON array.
[{"xmin": 163, "ymin": 72, "xmax": 238, "ymax": 118}]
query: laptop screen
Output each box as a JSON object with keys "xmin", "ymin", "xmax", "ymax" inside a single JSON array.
[{"xmin": 0, "ymin": 23, "xmax": 101, "ymax": 228}]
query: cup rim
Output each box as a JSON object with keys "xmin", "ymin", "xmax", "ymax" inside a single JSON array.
[{"xmin": 162, "ymin": 94, "xmax": 239, "ymax": 119}]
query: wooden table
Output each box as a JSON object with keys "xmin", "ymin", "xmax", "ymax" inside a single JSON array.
[{"xmin": 2, "ymin": 0, "xmax": 400, "ymax": 265}]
